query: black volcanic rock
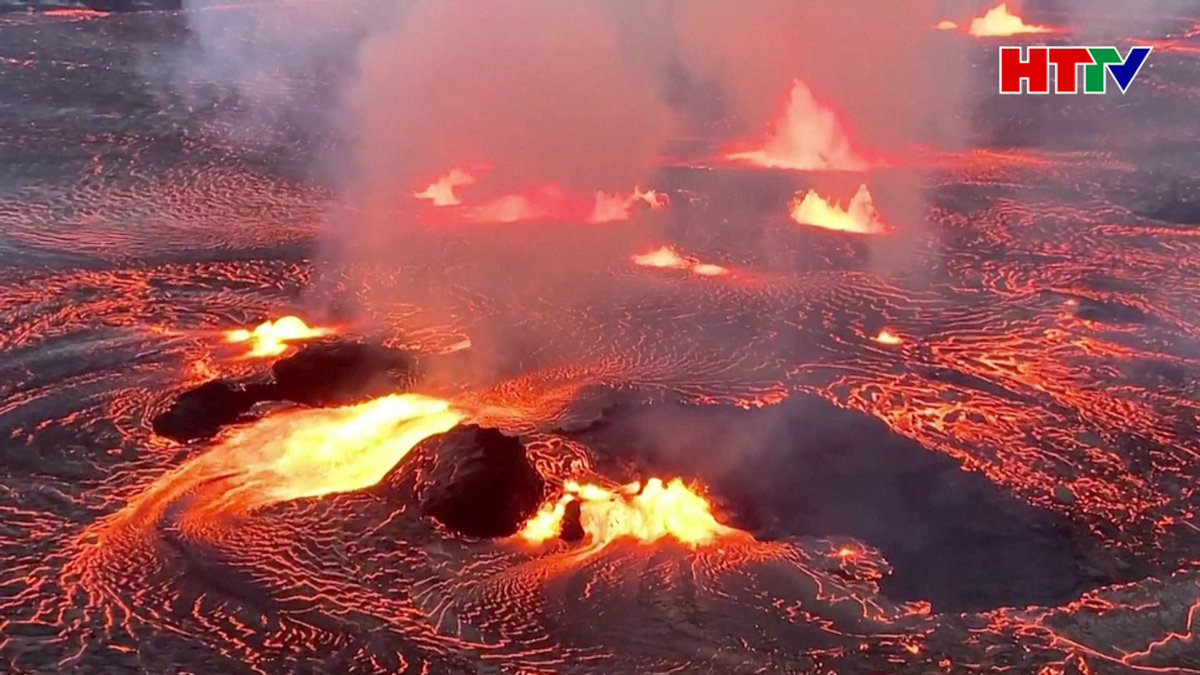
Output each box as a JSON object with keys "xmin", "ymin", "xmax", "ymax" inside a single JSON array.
[
  {"xmin": 152, "ymin": 340, "xmax": 423, "ymax": 441},
  {"xmin": 1073, "ymin": 298, "xmax": 1148, "ymax": 325},
  {"xmin": 271, "ymin": 341, "xmax": 419, "ymax": 406},
  {"xmin": 559, "ymin": 499, "xmax": 585, "ymax": 542},
  {"xmin": 151, "ymin": 380, "xmax": 259, "ymax": 442},
  {"xmin": 574, "ymin": 393, "xmax": 1106, "ymax": 613},
  {"xmin": 420, "ymin": 426, "xmax": 545, "ymax": 539}
]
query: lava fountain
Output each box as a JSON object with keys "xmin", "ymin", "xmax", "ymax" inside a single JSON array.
[
  {"xmin": 967, "ymin": 2, "xmax": 1052, "ymax": 37},
  {"xmin": 631, "ymin": 245, "xmax": 730, "ymax": 277},
  {"xmin": 789, "ymin": 184, "xmax": 890, "ymax": 235},
  {"xmin": 725, "ymin": 79, "xmax": 874, "ymax": 171},
  {"xmin": 225, "ymin": 315, "xmax": 332, "ymax": 357},
  {"xmin": 519, "ymin": 477, "xmax": 739, "ymax": 548},
  {"xmin": 414, "ymin": 165, "xmax": 667, "ymax": 224},
  {"xmin": 873, "ymin": 329, "xmax": 903, "ymax": 345},
  {"xmin": 414, "ymin": 167, "xmax": 478, "ymax": 206}
]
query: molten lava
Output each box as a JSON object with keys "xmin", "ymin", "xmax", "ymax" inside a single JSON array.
[
  {"xmin": 967, "ymin": 2, "xmax": 1052, "ymax": 37},
  {"xmin": 873, "ymin": 329, "xmax": 903, "ymax": 345},
  {"xmin": 590, "ymin": 186, "xmax": 669, "ymax": 223},
  {"xmin": 934, "ymin": 20, "xmax": 958, "ymax": 30},
  {"xmin": 415, "ymin": 165, "xmax": 667, "ymax": 224},
  {"xmin": 44, "ymin": 8, "xmax": 110, "ymax": 17},
  {"xmin": 789, "ymin": 184, "xmax": 890, "ymax": 235},
  {"xmin": 519, "ymin": 477, "xmax": 737, "ymax": 548},
  {"xmin": 414, "ymin": 167, "xmax": 476, "ymax": 206},
  {"xmin": 631, "ymin": 245, "xmax": 730, "ymax": 277},
  {"xmin": 185, "ymin": 393, "xmax": 465, "ymax": 515},
  {"xmin": 224, "ymin": 315, "xmax": 331, "ymax": 357},
  {"xmin": 460, "ymin": 185, "xmax": 667, "ymax": 224},
  {"xmin": 725, "ymin": 79, "xmax": 873, "ymax": 171}
]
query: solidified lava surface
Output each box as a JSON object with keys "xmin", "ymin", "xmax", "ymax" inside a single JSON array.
[{"xmin": 2, "ymin": 5, "xmax": 1200, "ymax": 675}]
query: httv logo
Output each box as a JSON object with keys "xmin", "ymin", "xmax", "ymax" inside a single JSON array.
[{"xmin": 998, "ymin": 46, "xmax": 1152, "ymax": 94}]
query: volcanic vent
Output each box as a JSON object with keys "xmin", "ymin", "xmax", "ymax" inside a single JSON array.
[{"xmin": 2, "ymin": 3, "xmax": 1200, "ymax": 674}]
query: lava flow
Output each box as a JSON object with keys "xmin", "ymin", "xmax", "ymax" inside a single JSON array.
[
  {"xmin": 415, "ymin": 166, "xmax": 667, "ymax": 224},
  {"xmin": 225, "ymin": 315, "xmax": 331, "ymax": 357},
  {"xmin": 129, "ymin": 393, "xmax": 466, "ymax": 519},
  {"xmin": 789, "ymin": 184, "xmax": 891, "ymax": 234},
  {"xmin": 724, "ymin": 79, "xmax": 874, "ymax": 171},
  {"xmin": 873, "ymin": 329, "xmax": 903, "ymax": 345},
  {"xmin": 519, "ymin": 477, "xmax": 739, "ymax": 548},
  {"xmin": 7, "ymin": 3, "xmax": 1200, "ymax": 673},
  {"xmin": 463, "ymin": 185, "xmax": 666, "ymax": 224},
  {"xmin": 631, "ymin": 245, "xmax": 730, "ymax": 277},
  {"xmin": 43, "ymin": 8, "xmax": 110, "ymax": 18},
  {"xmin": 413, "ymin": 167, "xmax": 477, "ymax": 206},
  {"xmin": 966, "ymin": 2, "xmax": 1053, "ymax": 37}
]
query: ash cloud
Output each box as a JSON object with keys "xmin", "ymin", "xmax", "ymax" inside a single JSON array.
[
  {"xmin": 346, "ymin": 0, "xmax": 670, "ymax": 202},
  {"xmin": 166, "ymin": 1, "xmax": 385, "ymax": 171},
  {"xmin": 173, "ymin": 0, "xmax": 974, "ymax": 378},
  {"xmin": 331, "ymin": 0, "xmax": 969, "ymax": 263},
  {"xmin": 667, "ymin": 1, "xmax": 968, "ymax": 152}
]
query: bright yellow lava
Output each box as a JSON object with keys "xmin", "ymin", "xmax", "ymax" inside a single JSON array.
[
  {"xmin": 193, "ymin": 393, "xmax": 465, "ymax": 514},
  {"xmin": 631, "ymin": 245, "xmax": 730, "ymax": 277},
  {"xmin": 967, "ymin": 2, "xmax": 1052, "ymax": 37},
  {"xmin": 789, "ymin": 184, "xmax": 890, "ymax": 235},
  {"xmin": 873, "ymin": 329, "xmax": 903, "ymax": 345},
  {"xmin": 225, "ymin": 315, "xmax": 330, "ymax": 357},
  {"xmin": 520, "ymin": 477, "xmax": 736, "ymax": 548}
]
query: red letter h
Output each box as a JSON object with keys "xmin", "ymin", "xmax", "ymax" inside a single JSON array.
[{"xmin": 999, "ymin": 47, "xmax": 1049, "ymax": 94}]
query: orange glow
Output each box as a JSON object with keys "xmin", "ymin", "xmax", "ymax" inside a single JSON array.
[
  {"xmin": 726, "ymin": 79, "xmax": 872, "ymax": 171},
  {"xmin": 519, "ymin": 478, "xmax": 737, "ymax": 547},
  {"xmin": 632, "ymin": 186, "xmax": 668, "ymax": 209},
  {"xmin": 193, "ymin": 394, "xmax": 464, "ymax": 514},
  {"xmin": 224, "ymin": 315, "xmax": 331, "ymax": 357},
  {"xmin": 967, "ymin": 2, "xmax": 1052, "ymax": 37},
  {"xmin": 44, "ymin": 8, "xmax": 110, "ymax": 17},
  {"xmin": 632, "ymin": 245, "xmax": 687, "ymax": 269},
  {"xmin": 789, "ymin": 184, "xmax": 890, "ymax": 235},
  {"xmin": 414, "ymin": 167, "xmax": 476, "ymax": 206},
  {"xmin": 631, "ymin": 245, "xmax": 730, "ymax": 277},
  {"xmin": 416, "ymin": 165, "xmax": 668, "ymax": 224},
  {"xmin": 467, "ymin": 191, "xmax": 552, "ymax": 223},
  {"xmin": 589, "ymin": 186, "xmax": 669, "ymax": 223},
  {"xmin": 457, "ymin": 184, "xmax": 667, "ymax": 224},
  {"xmin": 873, "ymin": 329, "xmax": 903, "ymax": 345},
  {"xmin": 934, "ymin": 19, "xmax": 958, "ymax": 30},
  {"xmin": 837, "ymin": 546, "xmax": 856, "ymax": 558}
]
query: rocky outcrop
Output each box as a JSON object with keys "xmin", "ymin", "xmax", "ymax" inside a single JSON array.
[
  {"xmin": 418, "ymin": 426, "xmax": 545, "ymax": 539},
  {"xmin": 151, "ymin": 340, "xmax": 421, "ymax": 442}
]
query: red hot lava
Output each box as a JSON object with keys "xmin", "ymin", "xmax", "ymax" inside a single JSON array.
[
  {"xmin": 789, "ymin": 184, "xmax": 891, "ymax": 235},
  {"xmin": 631, "ymin": 245, "xmax": 730, "ymax": 277},
  {"xmin": 966, "ymin": 2, "xmax": 1053, "ymax": 37},
  {"xmin": 413, "ymin": 167, "xmax": 477, "ymax": 206},
  {"xmin": 725, "ymin": 80, "xmax": 876, "ymax": 171},
  {"xmin": 415, "ymin": 166, "xmax": 667, "ymax": 224},
  {"xmin": 224, "ymin": 315, "xmax": 333, "ymax": 358},
  {"xmin": 519, "ymin": 477, "xmax": 741, "ymax": 548}
]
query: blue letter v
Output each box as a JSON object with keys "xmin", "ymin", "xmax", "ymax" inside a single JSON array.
[{"xmin": 1107, "ymin": 46, "xmax": 1152, "ymax": 93}]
